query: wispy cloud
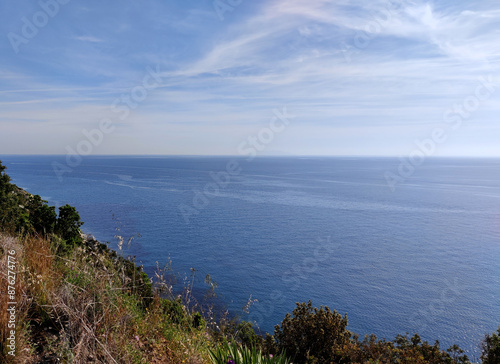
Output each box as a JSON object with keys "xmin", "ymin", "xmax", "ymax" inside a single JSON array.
[
  {"xmin": 75, "ymin": 36, "xmax": 104, "ymax": 43},
  {"xmin": 0, "ymin": 0, "xmax": 499, "ymax": 156}
]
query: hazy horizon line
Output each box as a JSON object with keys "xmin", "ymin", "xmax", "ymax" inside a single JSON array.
[{"xmin": 2, "ymin": 154, "xmax": 500, "ymax": 159}]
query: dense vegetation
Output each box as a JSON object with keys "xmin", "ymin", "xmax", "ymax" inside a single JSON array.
[
  {"xmin": 0, "ymin": 160, "xmax": 499, "ymax": 363},
  {"xmin": 0, "ymin": 162, "xmax": 83, "ymax": 254}
]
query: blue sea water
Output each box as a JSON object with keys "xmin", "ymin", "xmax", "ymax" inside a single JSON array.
[{"xmin": 2, "ymin": 155, "xmax": 499, "ymax": 359}]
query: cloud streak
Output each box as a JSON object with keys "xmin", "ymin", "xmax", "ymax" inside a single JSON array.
[{"xmin": 0, "ymin": 0, "xmax": 499, "ymax": 156}]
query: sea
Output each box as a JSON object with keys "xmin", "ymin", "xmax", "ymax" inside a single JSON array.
[{"xmin": 2, "ymin": 155, "xmax": 499, "ymax": 359}]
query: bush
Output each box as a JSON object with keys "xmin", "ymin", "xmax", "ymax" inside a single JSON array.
[
  {"xmin": 27, "ymin": 195, "xmax": 57, "ymax": 235},
  {"xmin": 0, "ymin": 161, "xmax": 11, "ymax": 189},
  {"xmin": 0, "ymin": 161, "xmax": 75, "ymax": 242},
  {"xmin": 0, "ymin": 161, "xmax": 24, "ymax": 233},
  {"xmin": 481, "ymin": 327, "xmax": 500, "ymax": 364},
  {"xmin": 55, "ymin": 204, "xmax": 83, "ymax": 251},
  {"xmin": 160, "ymin": 298, "xmax": 206, "ymax": 331},
  {"xmin": 118, "ymin": 257, "xmax": 153, "ymax": 307},
  {"xmin": 273, "ymin": 301, "xmax": 351, "ymax": 363},
  {"xmin": 162, "ymin": 297, "xmax": 189, "ymax": 325},
  {"xmin": 192, "ymin": 311, "xmax": 206, "ymax": 330},
  {"xmin": 237, "ymin": 321, "xmax": 264, "ymax": 349}
]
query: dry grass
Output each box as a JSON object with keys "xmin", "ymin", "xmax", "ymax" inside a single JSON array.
[
  {"xmin": 1, "ymin": 233, "xmax": 214, "ymax": 363},
  {"xmin": 0, "ymin": 234, "xmax": 34, "ymax": 363}
]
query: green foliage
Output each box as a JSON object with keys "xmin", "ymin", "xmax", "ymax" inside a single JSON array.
[
  {"xmin": 192, "ymin": 311, "xmax": 206, "ymax": 330},
  {"xmin": 81, "ymin": 236, "xmax": 153, "ymax": 308},
  {"xmin": 0, "ymin": 160, "xmax": 25, "ymax": 233},
  {"xmin": 162, "ymin": 297, "xmax": 189, "ymax": 325},
  {"xmin": 27, "ymin": 195, "xmax": 57, "ymax": 235},
  {"xmin": 160, "ymin": 297, "xmax": 206, "ymax": 331},
  {"xmin": 447, "ymin": 344, "xmax": 470, "ymax": 364},
  {"xmin": 55, "ymin": 204, "xmax": 83, "ymax": 248},
  {"xmin": 345, "ymin": 332, "xmax": 470, "ymax": 364},
  {"xmin": 0, "ymin": 161, "xmax": 82, "ymax": 251},
  {"xmin": 271, "ymin": 302, "xmax": 472, "ymax": 364},
  {"xmin": 118, "ymin": 257, "xmax": 153, "ymax": 308},
  {"xmin": 209, "ymin": 340, "xmax": 290, "ymax": 364},
  {"xmin": 236, "ymin": 321, "xmax": 264, "ymax": 350},
  {"xmin": 391, "ymin": 333, "xmax": 469, "ymax": 363},
  {"xmin": 0, "ymin": 161, "xmax": 11, "ymax": 189},
  {"xmin": 481, "ymin": 327, "xmax": 500, "ymax": 364},
  {"xmin": 273, "ymin": 300, "xmax": 351, "ymax": 363}
]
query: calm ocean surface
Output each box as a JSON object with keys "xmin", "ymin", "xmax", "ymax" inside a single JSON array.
[{"xmin": 2, "ymin": 155, "xmax": 499, "ymax": 358}]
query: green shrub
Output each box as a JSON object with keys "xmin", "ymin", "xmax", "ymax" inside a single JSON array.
[
  {"xmin": 192, "ymin": 311, "xmax": 206, "ymax": 329},
  {"xmin": 117, "ymin": 257, "xmax": 153, "ymax": 308},
  {"xmin": 236, "ymin": 321, "xmax": 264, "ymax": 349},
  {"xmin": 55, "ymin": 204, "xmax": 83, "ymax": 248},
  {"xmin": 162, "ymin": 297, "xmax": 190, "ymax": 325},
  {"xmin": 0, "ymin": 161, "xmax": 25, "ymax": 233},
  {"xmin": 273, "ymin": 301, "xmax": 351, "ymax": 364},
  {"xmin": 0, "ymin": 161, "xmax": 82, "ymax": 246},
  {"xmin": 160, "ymin": 297, "xmax": 206, "ymax": 331},
  {"xmin": 27, "ymin": 195, "xmax": 57, "ymax": 235},
  {"xmin": 481, "ymin": 327, "xmax": 500, "ymax": 364}
]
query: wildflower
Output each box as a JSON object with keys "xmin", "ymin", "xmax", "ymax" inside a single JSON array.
[
  {"xmin": 135, "ymin": 335, "xmax": 140, "ymax": 341},
  {"xmin": 227, "ymin": 360, "xmax": 235, "ymax": 364},
  {"xmin": 269, "ymin": 354, "xmax": 273, "ymax": 358}
]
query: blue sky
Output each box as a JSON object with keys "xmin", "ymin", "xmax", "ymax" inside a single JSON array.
[{"xmin": 0, "ymin": 0, "xmax": 499, "ymax": 156}]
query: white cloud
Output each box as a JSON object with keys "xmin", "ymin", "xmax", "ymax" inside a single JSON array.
[
  {"xmin": 1, "ymin": 0, "xmax": 499, "ymax": 155},
  {"xmin": 75, "ymin": 36, "xmax": 104, "ymax": 43}
]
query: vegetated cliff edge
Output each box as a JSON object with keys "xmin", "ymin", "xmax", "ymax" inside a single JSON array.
[{"xmin": 1, "ymin": 160, "xmax": 499, "ymax": 364}]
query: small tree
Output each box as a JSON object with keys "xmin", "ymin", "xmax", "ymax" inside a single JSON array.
[
  {"xmin": 481, "ymin": 327, "xmax": 500, "ymax": 364},
  {"xmin": 237, "ymin": 321, "xmax": 264, "ymax": 349},
  {"xmin": 0, "ymin": 160, "xmax": 11, "ymax": 187},
  {"xmin": 274, "ymin": 301, "xmax": 351, "ymax": 363},
  {"xmin": 0, "ymin": 160, "xmax": 24, "ymax": 233},
  {"xmin": 27, "ymin": 195, "xmax": 57, "ymax": 235},
  {"xmin": 55, "ymin": 204, "xmax": 83, "ymax": 250}
]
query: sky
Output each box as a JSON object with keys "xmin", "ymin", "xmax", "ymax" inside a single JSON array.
[{"xmin": 0, "ymin": 0, "xmax": 499, "ymax": 156}]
